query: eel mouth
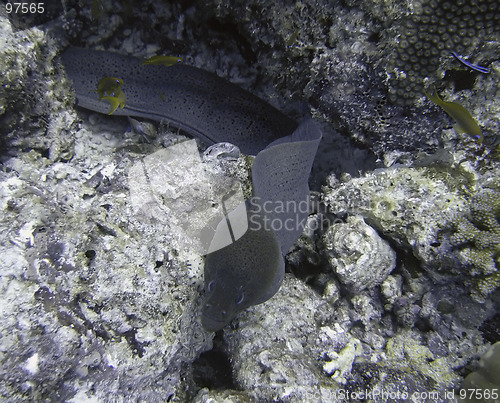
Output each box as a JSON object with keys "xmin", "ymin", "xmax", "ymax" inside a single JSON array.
[{"xmin": 201, "ymin": 313, "xmax": 229, "ymax": 332}]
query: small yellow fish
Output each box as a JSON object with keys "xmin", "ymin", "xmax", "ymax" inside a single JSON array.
[
  {"xmin": 425, "ymin": 88, "xmax": 483, "ymax": 143},
  {"xmin": 101, "ymin": 89, "xmax": 126, "ymax": 115},
  {"xmin": 142, "ymin": 55, "xmax": 183, "ymax": 67},
  {"xmin": 286, "ymin": 29, "xmax": 300, "ymax": 48},
  {"xmin": 90, "ymin": 0, "xmax": 104, "ymax": 21},
  {"xmin": 96, "ymin": 77, "xmax": 124, "ymax": 100}
]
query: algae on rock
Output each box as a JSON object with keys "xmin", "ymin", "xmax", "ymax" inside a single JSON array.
[
  {"xmin": 323, "ymin": 164, "xmax": 500, "ymax": 301},
  {"xmin": 323, "ymin": 165, "xmax": 469, "ymax": 269}
]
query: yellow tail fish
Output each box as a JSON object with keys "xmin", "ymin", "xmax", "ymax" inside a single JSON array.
[{"xmin": 425, "ymin": 88, "xmax": 483, "ymax": 143}]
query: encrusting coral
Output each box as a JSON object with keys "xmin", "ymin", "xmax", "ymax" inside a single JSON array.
[{"xmin": 321, "ymin": 215, "xmax": 397, "ymax": 293}]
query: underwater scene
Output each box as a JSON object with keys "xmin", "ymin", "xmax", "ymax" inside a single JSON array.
[{"xmin": 0, "ymin": 0, "xmax": 499, "ymax": 401}]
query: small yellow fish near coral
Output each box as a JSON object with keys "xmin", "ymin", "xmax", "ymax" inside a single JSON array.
[
  {"xmin": 425, "ymin": 88, "xmax": 483, "ymax": 143},
  {"xmin": 90, "ymin": 0, "xmax": 104, "ymax": 21},
  {"xmin": 141, "ymin": 55, "xmax": 183, "ymax": 67}
]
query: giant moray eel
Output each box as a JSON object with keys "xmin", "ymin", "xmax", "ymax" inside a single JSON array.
[
  {"xmin": 202, "ymin": 120, "xmax": 321, "ymax": 331},
  {"xmin": 61, "ymin": 47, "xmax": 322, "ymax": 331},
  {"xmin": 60, "ymin": 47, "xmax": 298, "ymax": 155}
]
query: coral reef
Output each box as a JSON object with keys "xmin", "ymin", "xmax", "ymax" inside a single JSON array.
[
  {"xmin": 385, "ymin": 330, "xmax": 461, "ymax": 388},
  {"xmin": 449, "ymin": 189, "xmax": 500, "ymax": 302},
  {"xmin": 206, "ymin": 0, "xmax": 445, "ymax": 154},
  {"xmin": 323, "ymin": 165, "xmax": 469, "ymax": 270},
  {"xmin": 0, "ymin": 11, "xmax": 76, "ymax": 161},
  {"xmin": 0, "ymin": 130, "xmax": 215, "ymax": 399},
  {"xmin": 322, "ymin": 163, "xmax": 500, "ymax": 302},
  {"xmin": 385, "ymin": 0, "xmax": 500, "ymax": 105},
  {"xmin": 221, "ymin": 275, "xmax": 466, "ymax": 400},
  {"xmin": 0, "ymin": 12, "xmax": 224, "ymax": 398},
  {"xmin": 1, "ymin": 0, "xmax": 499, "ymax": 400},
  {"xmin": 222, "ymin": 275, "xmax": 342, "ymax": 401},
  {"xmin": 208, "ymin": 0, "xmax": 500, "ymax": 154}
]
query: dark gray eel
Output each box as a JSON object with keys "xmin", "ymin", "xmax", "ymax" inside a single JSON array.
[
  {"xmin": 60, "ymin": 47, "xmax": 322, "ymax": 331},
  {"xmin": 202, "ymin": 120, "xmax": 321, "ymax": 331},
  {"xmin": 60, "ymin": 47, "xmax": 297, "ymax": 155}
]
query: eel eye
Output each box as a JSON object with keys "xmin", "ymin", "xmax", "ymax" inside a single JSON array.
[
  {"xmin": 235, "ymin": 293, "xmax": 245, "ymax": 305},
  {"xmin": 207, "ymin": 280, "xmax": 215, "ymax": 292}
]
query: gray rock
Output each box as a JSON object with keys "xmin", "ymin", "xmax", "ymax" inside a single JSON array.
[
  {"xmin": 323, "ymin": 166, "xmax": 468, "ymax": 274},
  {"xmin": 223, "ymin": 275, "xmax": 344, "ymax": 401},
  {"xmin": 321, "ymin": 215, "xmax": 397, "ymax": 292}
]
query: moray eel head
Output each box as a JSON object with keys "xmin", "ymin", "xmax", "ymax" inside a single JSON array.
[{"xmin": 202, "ymin": 211, "xmax": 285, "ymax": 332}]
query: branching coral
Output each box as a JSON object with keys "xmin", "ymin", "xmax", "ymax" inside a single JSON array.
[{"xmin": 450, "ymin": 189, "xmax": 500, "ymax": 302}]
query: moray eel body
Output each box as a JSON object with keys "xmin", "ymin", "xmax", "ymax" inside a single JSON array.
[
  {"xmin": 60, "ymin": 47, "xmax": 297, "ymax": 155},
  {"xmin": 252, "ymin": 120, "xmax": 322, "ymax": 254},
  {"xmin": 60, "ymin": 47, "xmax": 321, "ymax": 332},
  {"xmin": 202, "ymin": 120, "xmax": 321, "ymax": 331}
]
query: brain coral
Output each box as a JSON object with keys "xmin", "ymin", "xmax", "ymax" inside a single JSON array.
[{"xmin": 386, "ymin": 0, "xmax": 500, "ymax": 105}]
